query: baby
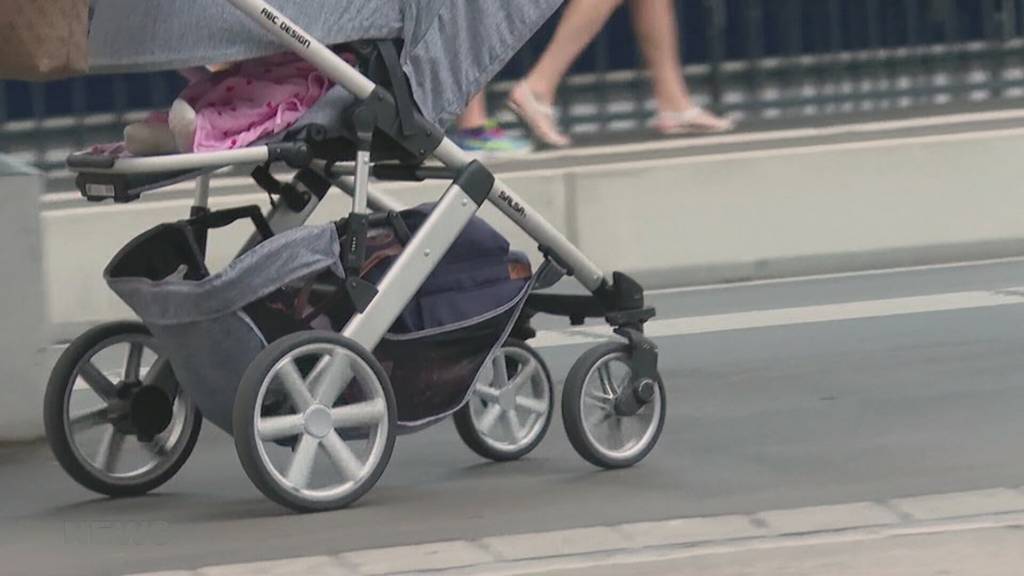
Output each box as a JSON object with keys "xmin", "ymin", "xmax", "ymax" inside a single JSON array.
[{"xmin": 123, "ymin": 51, "xmax": 354, "ymax": 156}]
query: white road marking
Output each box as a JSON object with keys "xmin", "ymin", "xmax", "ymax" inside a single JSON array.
[
  {"xmin": 49, "ymin": 287, "xmax": 1024, "ymax": 355},
  {"xmin": 532, "ymin": 288, "xmax": 1024, "ymax": 348},
  {"xmin": 646, "ymin": 255, "xmax": 1024, "ymax": 296}
]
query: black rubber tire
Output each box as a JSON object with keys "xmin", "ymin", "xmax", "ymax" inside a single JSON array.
[
  {"xmin": 562, "ymin": 342, "xmax": 666, "ymax": 469},
  {"xmin": 44, "ymin": 321, "xmax": 202, "ymax": 497},
  {"xmin": 453, "ymin": 339, "xmax": 555, "ymax": 462},
  {"xmin": 232, "ymin": 331, "xmax": 397, "ymax": 513}
]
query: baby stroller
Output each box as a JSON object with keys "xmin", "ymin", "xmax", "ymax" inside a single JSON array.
[{"xmin": 44, "ymin": 0, "xmax": 667, "ymax": 512}]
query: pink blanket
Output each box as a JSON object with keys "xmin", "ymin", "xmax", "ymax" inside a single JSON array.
[
  {"xmin": 180, "ymin": 52, "xmax": 340, "ymax": 152},
  {"xmin": 89, "ymin": 50, "xmax": 356, "ymax": 157}
]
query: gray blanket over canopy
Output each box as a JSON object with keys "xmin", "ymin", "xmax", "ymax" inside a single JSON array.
[{"xmin": 89, "ymin": 0, "xmax": 562, "ymax": 126}]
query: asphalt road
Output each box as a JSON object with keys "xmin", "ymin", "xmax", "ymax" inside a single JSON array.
[{"xmin": 5, "ymin": 258, "xmax": 1024, "ymax": 576}]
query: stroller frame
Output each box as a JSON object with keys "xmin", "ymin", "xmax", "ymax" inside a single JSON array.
[{"xmin": 54, "ymin": 0, "xmax": 665, "ymax": 512}]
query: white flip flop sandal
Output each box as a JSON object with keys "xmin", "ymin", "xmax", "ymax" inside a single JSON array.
[
  {"xmin": 654, "ymin": 107, "xmax": 736, "ymax": 135},
  {"xmin": 506, "ymin": 85, "xmax": 572, "ymax": 148}
]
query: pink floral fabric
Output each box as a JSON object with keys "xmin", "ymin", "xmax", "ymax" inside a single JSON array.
[
  {"xmin": 179, "ymin": 52, "xmax": 344, "ymax": 152},
  {"xmin": 82, "ymin": 50, "xmax": 356, "ymax": 158}
]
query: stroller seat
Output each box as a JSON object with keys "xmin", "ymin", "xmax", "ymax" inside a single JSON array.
[{"xmin": 70, "ymin": 40, "xmax": 441, "ymax": 203}]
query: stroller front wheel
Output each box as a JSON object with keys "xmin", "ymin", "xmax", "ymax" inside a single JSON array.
[
  {"xmin": 562, "ymin": 342, "xmax": 666, "ymax": 469},
  {"xmin": 454, "ymin": 339, "xmax": 554, "ymax": 461},
  {"xmin": 232, "ymin": 332, "xmax": 397, "ymax": 513},
  {"xmin": 43, "ymin": 322, "xmax": 202, "ymax": 497}
]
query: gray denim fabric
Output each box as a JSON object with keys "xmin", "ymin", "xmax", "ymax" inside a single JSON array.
[
  {"xmin": 106, "ymin": 224, "xmax": 344, "ymax": 325},
  {"xmin": 88, "ymin": 0, "xmax": 562, "ymax": 125},
  {"xmin": 106, "ymin": 223, "xmax": 343, "ymax": 432},
  {"xmin": 150, "ymin": 314, "xmax": 266, "ymax": 433}
]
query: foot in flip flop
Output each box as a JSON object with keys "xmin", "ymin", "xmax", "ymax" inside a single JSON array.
[
  {"xmin": 654, "ymin": 107, "xmax": 736, "ymax": 136},
  {"xmin": 507, "ymin": 82, "xmax": 572, "ymax": 149}
]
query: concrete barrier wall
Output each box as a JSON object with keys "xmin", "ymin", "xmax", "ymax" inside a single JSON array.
[
  {"xmin": 570, "ymin": 129, "xmax": 1024, "ymax": 287},
  {"xmin": 43, "ymin": 127, "xmax": 1024, "ymax": 332},
  {"xmin": 0, "ymin": 157, "xmax": 47, "ymax": 440}
]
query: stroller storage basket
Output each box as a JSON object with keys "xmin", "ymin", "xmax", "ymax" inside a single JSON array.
[{"xmin": 105, "ymin": 204, "xmax": 532, "ymax": 433}]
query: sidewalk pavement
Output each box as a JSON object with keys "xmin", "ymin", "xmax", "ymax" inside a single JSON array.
[
  {"xmin": 533, "ymin": 526, "xmax": 1024, "ymax": 576},
  {"xmin": 128, "ymin": 488, "xmax": 1024, "ymax": 576}
]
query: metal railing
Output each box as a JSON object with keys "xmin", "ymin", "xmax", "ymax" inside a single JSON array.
[{"xmin": 4, "ymin": 0, "xmax": 1024, "ymax": 174}]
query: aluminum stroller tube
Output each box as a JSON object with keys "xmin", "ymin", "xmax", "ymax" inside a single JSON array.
[
  {"xmin": 224, "ymin": 0, "xmax": 377, "ymax": 100},
  {"xmin": 433, "ymin": 138, "xmax": 609, "ymax": 292},
  {"xmin": 341, "ymin": 183, "xmax": 480, "ymax": 349},
  {"xmin": 193, "ymin": 175, "xmax": 211, "ymax": 209},
  {"xmin": 353, "ymin": 150, "xmax": 371, "ymax": 215}
]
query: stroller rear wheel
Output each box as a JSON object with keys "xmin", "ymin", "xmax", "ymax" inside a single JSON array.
[
  {"xmin": 562, "ymin": 342, "xmax": 666, "ymax": 469},
  {"xmin": 233, "ymin": 332, "xmax": 396, "ymax": 513},
  {"xmin": 43, "ymin": 322, "xmax": 202, "ymax": 497},
  {"xmin": 454, "ymin": 339, "xmax": 554, "ymax": 461}
]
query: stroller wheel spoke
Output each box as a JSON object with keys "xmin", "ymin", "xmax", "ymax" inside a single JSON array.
[
  {"xmin": 522, "ymin": 412, "xmax": 541, "ymax": 433},
  {"xmin": 508, "ymin": 360, "xmax": 538, "ymax": 393},
  {"xmin": 69, "ymin": 406, "xmax": 110, "ymax": 434},
  {"xmin": 143, "ymin": 357, "xmax": 178, "ymax": 397},
  {"xmin": 492, "ymin": 353, "xmax": 510, "ymax": 388},
  {"xmin": 95, "ymin": 426, "xmax": 125, "ymax": 473},
  {"xmin": 504, "ymin": 410, "xmax": 525, "ymax": 440},
  {"xmin": 313, "ymin": 352, "xmax": 355, "ymax": 406},
  {"xmin": 583, "ymin": 389, "xmax": 612, "ymax": 411},
  {"xmin": 321, "ymin": 431, "xmax": 364, "ymax": 481},
  {"xmin": 330, "ymin": 399, "xmax": 386, "ymax": 429},
  {"xmin": 303, "ymin": 354, "xmax": 333, "ymax": 397},
  {"xmin": 286, "ymin": 435, "xmax": 319, "ymax": 490},
  {"xmin": 475, "ymin": 385, "xmax": 501, "ymax": 403},
  {"xmin": 279, "ymin": 360, "xmax": 315, "ymax": 412},
  {"xmin": 598, "ymin": 365, "xmax": 618, "ymax": 397},
  {"xmin": 142, "ymin": 436, "xmax": 171, "ymax": 457},
  {"xmin": 515, "ymin": 396, "xmax": 548, "ymax": 415},
  {"xmin": 124, "ymin": 342, "xmax": 145, "ymax": 383},
  {"xmin": 258, "ymin": 414, "xmax": 305, "ymax": 441},
  {"xmin": 79, "ymin": 362, "xmax": 119, "ymax": 401},
  {"xmin": 477, "ymin": 403, "xmax": 503, "ymax": 435}
]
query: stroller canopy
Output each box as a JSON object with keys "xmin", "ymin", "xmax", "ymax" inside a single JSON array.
[{"xmin": 89, "ymin": 0, "xmax": 562, "ymax": 126}]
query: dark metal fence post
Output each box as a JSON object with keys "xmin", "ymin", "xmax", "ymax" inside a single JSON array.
[
  {"xmin": 827, "ymin": 0, "xmax": 844, "ymax": 114},
  {"xmin": 865, "ymin": 0, "xmax": 887, "ymax": 111},
  {"xmin": 30, "ymin": 83, "xmax": 45, "ymax": 168},
  {"xmin": 704, "ymin": 0, "xmax": 727, "ymax": 113},
  {"xmin": 71, "ymin": 78, "xmax": 88, "ymax": 153},
  {"xmin": 1005, "ymin": 0, "xmax": 1021, "ymax": 38},
  {"xmin": 593, "ymin": 26, "xmax": 611, "ymax": 134},
  {"xmin": 0, "ymin": 82, "xmax": 7, "ymax": 126},
  {"xmin": 112, "ymin": 75, "xmax": 128, "ymax": 126},
  {"xmin": 743, "ymin": 0, "xmax": 765, "ymax": 117}
]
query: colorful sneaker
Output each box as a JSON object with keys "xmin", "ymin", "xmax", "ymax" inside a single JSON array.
[{"xmin": 451, "ymin": 121, "xmax": 534, "ymax": 157}]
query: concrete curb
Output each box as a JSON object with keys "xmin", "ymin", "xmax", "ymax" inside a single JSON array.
[{"xmin": 125, "ymin": 487, "xmax": 1024, "ymax": 576}]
